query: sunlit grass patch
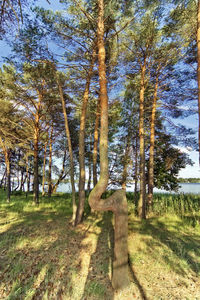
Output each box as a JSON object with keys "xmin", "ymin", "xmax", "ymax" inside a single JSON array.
[
  {"xmin": 1, "ymin": 190, "xmax": 200, "ymax": 299},
  {"xmin": 128, "ymin": 212, "xmax": 200, "ymax": 299},
  {"xmin": 85, "ymin": 281, "xmax": 106, "ymax": 298}
]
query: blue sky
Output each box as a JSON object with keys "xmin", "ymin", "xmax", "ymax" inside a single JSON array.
[{"xmin": 0, "ymin": 0, "xmax": 199, "ymax": 179}]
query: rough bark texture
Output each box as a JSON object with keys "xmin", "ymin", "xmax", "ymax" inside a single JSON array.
[
  {"xmin": 138, "ymin": 63, "xmax": 146, "ymax": 219},
  {"xmin": 58, "ymin": 80, "xmax": 77, "ymax": 224},
  {"xmin": 75, "ymin": 47, "xmax": 96, "ymax": 226},
  {"xmin": 148, "ymin": 76, "xmax": 158, "ymax": 208},
  {"xmin": 197, "ymin": 0, "xmax": 200, "ymax": 165},
  {"xmin": 93, "ymin": 97, "xmax": 100, "ymax": 186},
  {"xmin": 88, "ymin": 0, "xmax": 129, "ymax": 290}
]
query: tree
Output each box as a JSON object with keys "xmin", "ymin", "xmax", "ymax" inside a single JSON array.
[{"xmin": 88, "ymin": 0, "xmax": 129, "ymax": 290}]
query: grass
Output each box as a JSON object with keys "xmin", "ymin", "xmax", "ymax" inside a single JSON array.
[{"xmin": 0, "ymin": 189, "xmax": 200, "ymax": 299}]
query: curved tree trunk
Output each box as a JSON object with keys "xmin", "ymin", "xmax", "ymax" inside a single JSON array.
[
  {"xmin": 138, "ymin": 62, "xmax": 146, "ymax": 219},
  {"xmin": 75, "ymin": 47, "xmax": 96, "ymax": 225},
  {"xmin": 88, "ymin": 0, "xmax": 129, "ymax": 290},
  {"xmin": 57, "ymin": 79, "xmax": 77, "ymax": 224},
  {"xmin": 148, "ymin": 75, "xmax": 158, "ymax": 209}
]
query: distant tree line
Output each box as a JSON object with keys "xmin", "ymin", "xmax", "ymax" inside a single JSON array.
[{"xmin": 179, "ymin": 178, "xmax": 200, "ymax": 183}]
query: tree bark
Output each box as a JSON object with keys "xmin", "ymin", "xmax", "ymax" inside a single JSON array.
[
  {"xmin": 138, "ymin": 62, "xmax": 146, "ymax": 219},
  {"xmin": 148, "ymin": 75, "xmax": 158, "ymax": 208},
  {"xmin": 26, "ymin": 156, "xmax": 30, "ymax": 198},
  {"xmin": 58, "ymin": 79, "xmax": 77, "ymax": 224},
  {"xmin": 87, "ymin": 133, "xmax": 92, "ymax": 193},
  {"xmin": 33, "ymin": 98, "xmax": 41, "ymax": 205},
  {"xmin": 75, "ymin": 47, "xmax": 96, "ymax": 225},
  {"xmin": 33, "ymin": 127, "xmax": 39, "ymax": 204},
  {"xmin": 93, "ymin": 96, "xmax": 100, "ymax": 186},
  {"xmin": 88, "ymin": 0, "xmax": 129, "ymax": 290},
  {"xmin": 0, "ymin": 137, "xmax": 11, "ymax": 202},
  {"xmin": 134, "ymin": 135, "xmax": 139, "ymax": 199},
  {"xmin": 197, "ymin": 0, "xmax": 200, "ymax": 165},
  {"xmin": 42, "ymin": 141, "xmax": 47, "ymax": 196}
]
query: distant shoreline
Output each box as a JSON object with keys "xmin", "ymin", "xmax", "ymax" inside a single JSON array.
[{"xmin": 178, "ymin": 178, "xmax": 200, "ymax": 183}]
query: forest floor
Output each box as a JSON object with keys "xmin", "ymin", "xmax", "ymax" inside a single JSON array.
[{"xmin": 0, "ymin": 191, "xmax": 200, "ymax": 300}]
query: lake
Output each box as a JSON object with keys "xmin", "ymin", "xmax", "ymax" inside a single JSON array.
[{"xmin": 56, "ymin": 182, "xmax": 200, "ymax": 194}]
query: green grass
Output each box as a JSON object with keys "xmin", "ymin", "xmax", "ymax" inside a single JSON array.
[{"xmin": 0, "ymin": 189, "xmax": 200, "ymax": 299}]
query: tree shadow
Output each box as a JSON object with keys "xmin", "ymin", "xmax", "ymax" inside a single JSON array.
[
  {"xmin": 81, "ymin": 211, "xmax": 114, "ymax": 300},
  {"xmin": 128, "ymin": 253, "xmax": 149, "ymax": 300},
  {"xmin": 129, "ymin": 217, "xmax": 200, "ymax": 277},
  {"xmin": 0, "ymin": 208, "xmax": 86, "ymax": 299}
]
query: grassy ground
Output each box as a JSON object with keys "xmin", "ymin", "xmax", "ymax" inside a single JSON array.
[{"xmin": 0, "ymin": 190, "xmax": 200, "ymax": 300}]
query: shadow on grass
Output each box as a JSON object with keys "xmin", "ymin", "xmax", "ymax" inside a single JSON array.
[
  {"xmin": 129, "ymin": 217, "xmax": 200, "ymax": 277},
  {"xmin": 81, "ymin": 212, "xmax": 114, "ymax": 300},
  {"xmin": 128, "ymin": 254, "xmax": 149, "ymax": 300},
  {"xmin": 0, "ymin": 195, "xmax": 87, "ymax": 299}
]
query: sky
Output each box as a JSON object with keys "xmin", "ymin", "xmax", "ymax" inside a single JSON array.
[{"xmin": 0, "ymin": 0, "xmax": 200, "ymax": 179}]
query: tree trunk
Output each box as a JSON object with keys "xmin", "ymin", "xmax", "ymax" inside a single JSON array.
[
  {"xmin": 138, "ymin": 62, "xmax": 146, "ymax": 219},
  {"xmin": 26, "ymin": 156, "xmax": 30, "ymax": 198},
  {"xmin": 52, "ymin": 146, "xmax": 67, "ymax": 194},
  {"xmin": 0, "ymin": 168, "xmax": 6, "ymax": 188},
  {"xmin": 19, "ymin": 169, "xmax": 24, "ymax": 191},
  {"xmin": 33, "ymin": 129, "xmax": 39, "ymax": 204},
  {"xmin": 33, "ymin": 95, "xmax": 41, "ymax": 205},
  {"xmin": 57, "ymin": 79, "xmax": 77, "ymax": 224},
  {"xmin": 93, "ymin": 97, "xmax": 100, "ymax": 187},
  {"xmin": 87, "ymin": 133, "xmax": 92, "ymax": 193},
  {"xmin": 88, "ymin": 0, "xmax": 129, "ymax": 290},
  {"xmin": 197, "ymin": 0, "xmax": 200, "ymax": 165},
  {"xmin": 0, "ymin": 137, "xmax": 11, "ymax": 202},
  {"xmin": 6, "ymin": 152, "xmax": 11, "ymax": 203},
  {"xmin": 148, "ymin": 75, "xmax": 158, "ymax": 209},
  {"xmin": 121, "ymin": 135, "xmax": 130, "ymax": 190},
  {"xmin": 42, "ymin": 141, "xmax": 47, "ymax": 196},
  {"xmin": 48, "ymin": 125, "xmax": 53, "ymax": 198},
  {"xmin": 75, "ymin": 47, "xmax": 96, "ymax": 225},
  {"xmin": 134, "ymin": 135, "xmax": 139, "ymax": 200}
]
